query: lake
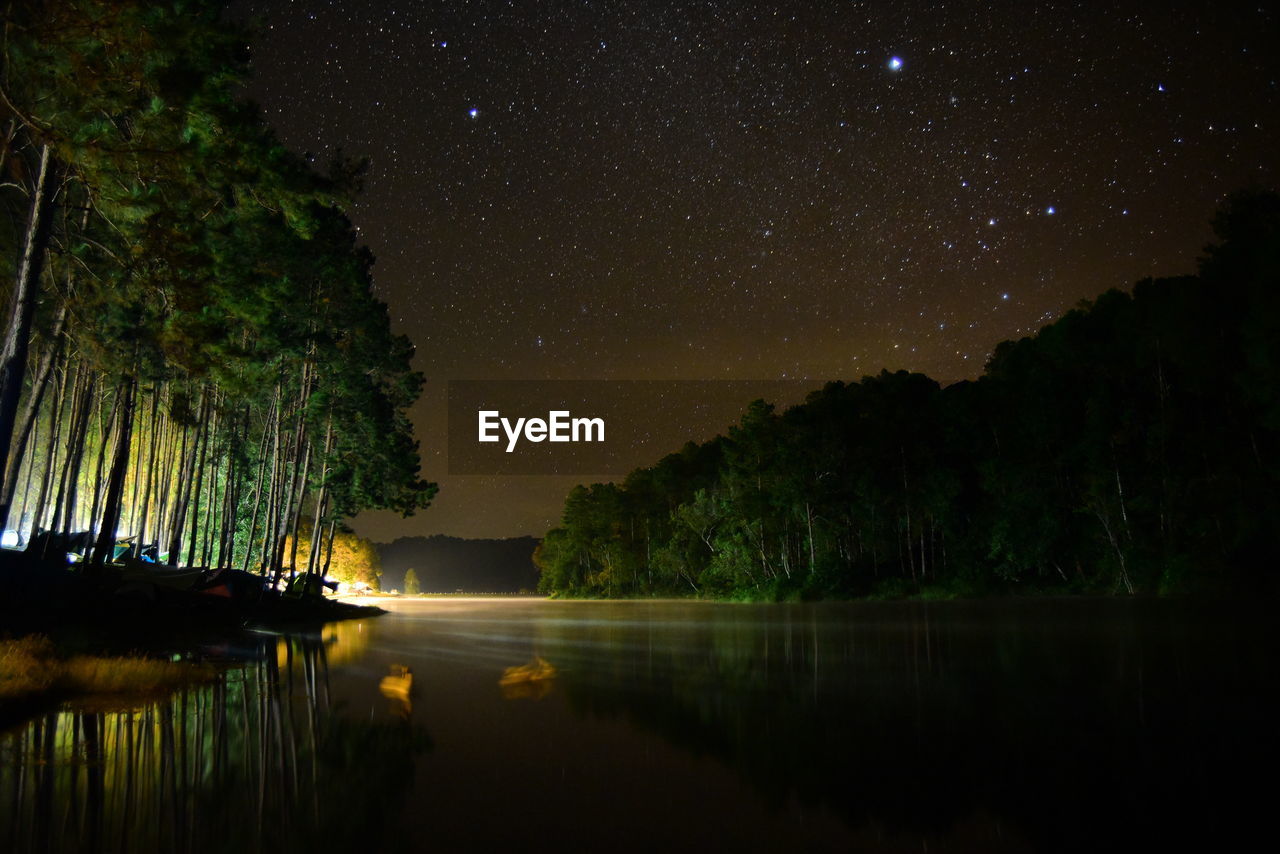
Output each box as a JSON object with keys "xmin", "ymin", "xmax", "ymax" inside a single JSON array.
[{"xmin": 2, "ymin": 597, "xmax": 1276, "ymax": 852}]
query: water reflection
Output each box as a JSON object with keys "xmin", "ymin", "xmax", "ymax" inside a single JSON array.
[
  {"xmin": 498, "ymin": 657, "xmax": 557, "ymax": 701},
  {"xmin": 367, "ymin": 598, "xmax": 1277, "ymax": 850},
  {"xmin": 3, "ymin": 599, "xmax": 1276, "ymax": 852},
  {"xmin": 0, "ymin": 631, "xmax": 428, "ymax": 854},
  {"xmin": 523, "ymin": 599, "xmax": 1279, "ymax": 850},
  {"xmin": 379, "ymin": 665, "xmax": 414, "ymax": 717}
]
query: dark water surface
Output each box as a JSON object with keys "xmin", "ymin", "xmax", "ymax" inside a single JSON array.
[{"xmin": 2, "ymin": 597, "xmax": 1277, "ymax": 852}]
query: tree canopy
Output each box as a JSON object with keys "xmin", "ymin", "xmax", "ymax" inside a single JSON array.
[
  {"xmin": 537, "ymin": 191, "xmax": 1280, "ymax": 599},
  {"xmin": 0, "ymin": 0, "xmax": 435, "ymax": 577}
]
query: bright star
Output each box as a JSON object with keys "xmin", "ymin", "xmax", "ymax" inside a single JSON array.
[
  {"xmin": 1045, "ymin": 206, "xmax": 1056, "ymax": 215},
  {"xmin": 469, "ymin": 108, "xmax": 479, "ymax": 118},
  {"xmin": 887, "ymin": 56, "xmax": 903, "ymax": 71}
]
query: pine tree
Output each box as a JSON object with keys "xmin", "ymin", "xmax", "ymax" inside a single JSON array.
[{"xmin": 403, "ymin": 568, "xmax": 421, "ymax": 595}]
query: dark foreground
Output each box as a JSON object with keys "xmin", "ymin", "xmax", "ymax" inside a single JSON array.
[
  {"xmin": 0, "ymin": 550, "xmax": 384, "ymax": 644},
  {"xmin": 1, "ymin": 597, "xmax": 1276, "ymax": 853}
]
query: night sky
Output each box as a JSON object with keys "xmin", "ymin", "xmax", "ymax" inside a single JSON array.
[{"xmin": 229, "ymin": 0, "xmax": 1279, "ymax": 541}]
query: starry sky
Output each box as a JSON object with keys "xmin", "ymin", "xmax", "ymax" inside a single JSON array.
[{"xmin": 228, "ymin": 0, "xmax": 1279, "ymax": 541}]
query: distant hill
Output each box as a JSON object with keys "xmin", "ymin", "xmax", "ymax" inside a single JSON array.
[{"xmin": 376, "ymin": 535, "xmax": 540, "ymax": 593}]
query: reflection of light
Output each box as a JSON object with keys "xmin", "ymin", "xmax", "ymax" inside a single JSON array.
[
  {"xmin": 380, "ymin": 665, "xmax": 413, "ymax": 701},
  {"xmin": 276, "ymin": 620, "xmax": 371, "ymax": 669},
  {"xmin": 0, "ymin": 530, "xmax": 19, "ymax": 548},
  {"xmin": 499, "ymin": 656, "xmax": 557, "ymax": 700}
]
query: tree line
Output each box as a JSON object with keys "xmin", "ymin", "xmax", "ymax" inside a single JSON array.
[
  {"xmin": 536, "ymin": 191, "xmax": 1280, "ymax": 598},
  {"xmin": 0, "ymin": 0, "xmax": 434, "ymax": 580}
]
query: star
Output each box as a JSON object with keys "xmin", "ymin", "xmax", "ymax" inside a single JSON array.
[{"xmin": 228, "ymin": 0, "xmax": 1280, "ymax": 539}]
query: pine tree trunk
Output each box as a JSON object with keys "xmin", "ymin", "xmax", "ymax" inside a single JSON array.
[
  {"xmin": 0, "ymin": 305, "xmax": 65, "ymax": 530},
  {"xmin": 185, "ymin": 403, "xmax": 212, "ymax": 566},
  {"xmin": 136, "ymin": 388, "xmax": 162, "ymax": 556},
  {"xmin": 201, "ymin": 442, "xmax": 219, "ymax": 567},
  {"xmin": 262, "ymin": 431, "xmax": 283, "ymax": 580},
  {"xmin": 321, "ymin": 517, "xmax": 338, "ymax": 578},
  {"xmin": 220, "ymin": 445, "xmax": 238, "ymax": 569},
  {"xmin": 242, "ymin": 399, "xmax": 275, "ymax": 573},
  {"xmin": 199, "ymin": 399, "xmax": 222, "ymax": 566},
  {"xmin": 52, "ymin": 368, "xmax": 95, "ymax": 540},
  {"xmin": 272, "ymin": 375, "xmax": 310, "ymax": 582},
  {"xmin": 155, "ymin": 406, "xmax": 181, "ymax": 560},
  {"xmin": 221, "ymin": 407, "xmax": 250, "ymax": 570},
  {"xmin": 305, "ymin": 416, "xmax": 334, "ymax": 578},
  {"xmin": 167, "ymin": 390, "xmax": 207, "ymax": 565},
  {"xmin": 92, "ymin": 379, "xmax": 136, "ymax": 567},
  {"xmin": 282, "ymin": 362, "xmax": 314, "ymax": 578},
  {"xmin": 0, "ymin": 143, "xmax": 54, "ymax": 498},
  {"xmin": 262, "ymin": 389, "xmax": 283, "ymax": 579},
  {"xmin": 805, "ymin": 501, "xmax": 816, "ymax": 575},
  {"xmin": 29, "ymin": 360, "xmax": 69, "ymax": 537},
  {"xmin": 286, "ymin": 436, "xmax": 311, "ymax": 579},
  {"xmin": 12, "ymin": 398, "xmax": 38, "ymax": 533},
  {"xmin": 127, "ymin": 388, "xmax": 153, "ymax": 543},
  {"xmin": 86, "ymin": 387, "xmax": 121, "ymax": 540}
]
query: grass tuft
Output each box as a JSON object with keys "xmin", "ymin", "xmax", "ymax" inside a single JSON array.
[
  {"xmin": 0, "ymin": 635, "xmax": 213, "ymax": 702},
  {"xmin": 0, "ymin": 636, "xmax": 57, "ymax": 698}
]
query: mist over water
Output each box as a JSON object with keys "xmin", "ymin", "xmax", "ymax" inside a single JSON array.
[{"xmin": 3, "ymin": 598, "xmax": 1276, "ymax": 852}]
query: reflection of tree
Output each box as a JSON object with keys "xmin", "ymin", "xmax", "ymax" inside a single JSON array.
[
  {"xmin": 0, "ymin": 633, "xmax": 429, "ymax": 854},
  {"xmin": 532, "ymin": 601, "xmax": 1279, "ymax": 851},
  {"xmin": 274, "ymin": 620, "xmax": 374, "ymax": 671}
]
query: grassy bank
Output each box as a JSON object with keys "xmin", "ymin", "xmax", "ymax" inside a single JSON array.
[{"xmin": 0, "ymin": 636, "xmax": 216, "ymax": 707}]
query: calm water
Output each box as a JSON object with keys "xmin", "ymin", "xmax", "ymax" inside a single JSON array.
[{"xmin": 2, "ymin": 597, "xmax": 1277, "ymax": 852}]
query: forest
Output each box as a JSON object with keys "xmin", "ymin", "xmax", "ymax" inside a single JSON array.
[
  {"xmin": 536, "ymin": 191, "xmax": 1280, "ymax": 599},
  {"xmin": 0, "ymin": 1, "xmax": 433, "ymax": 584}
]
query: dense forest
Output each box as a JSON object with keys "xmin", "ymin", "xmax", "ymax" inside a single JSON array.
[
  {"xmin": 537, "ymin": 191, "xmax": 1280, "ymax": 599},
  {"xmin": 0, "ymin": 1, "xmax": 433, "ymax": 582}
]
